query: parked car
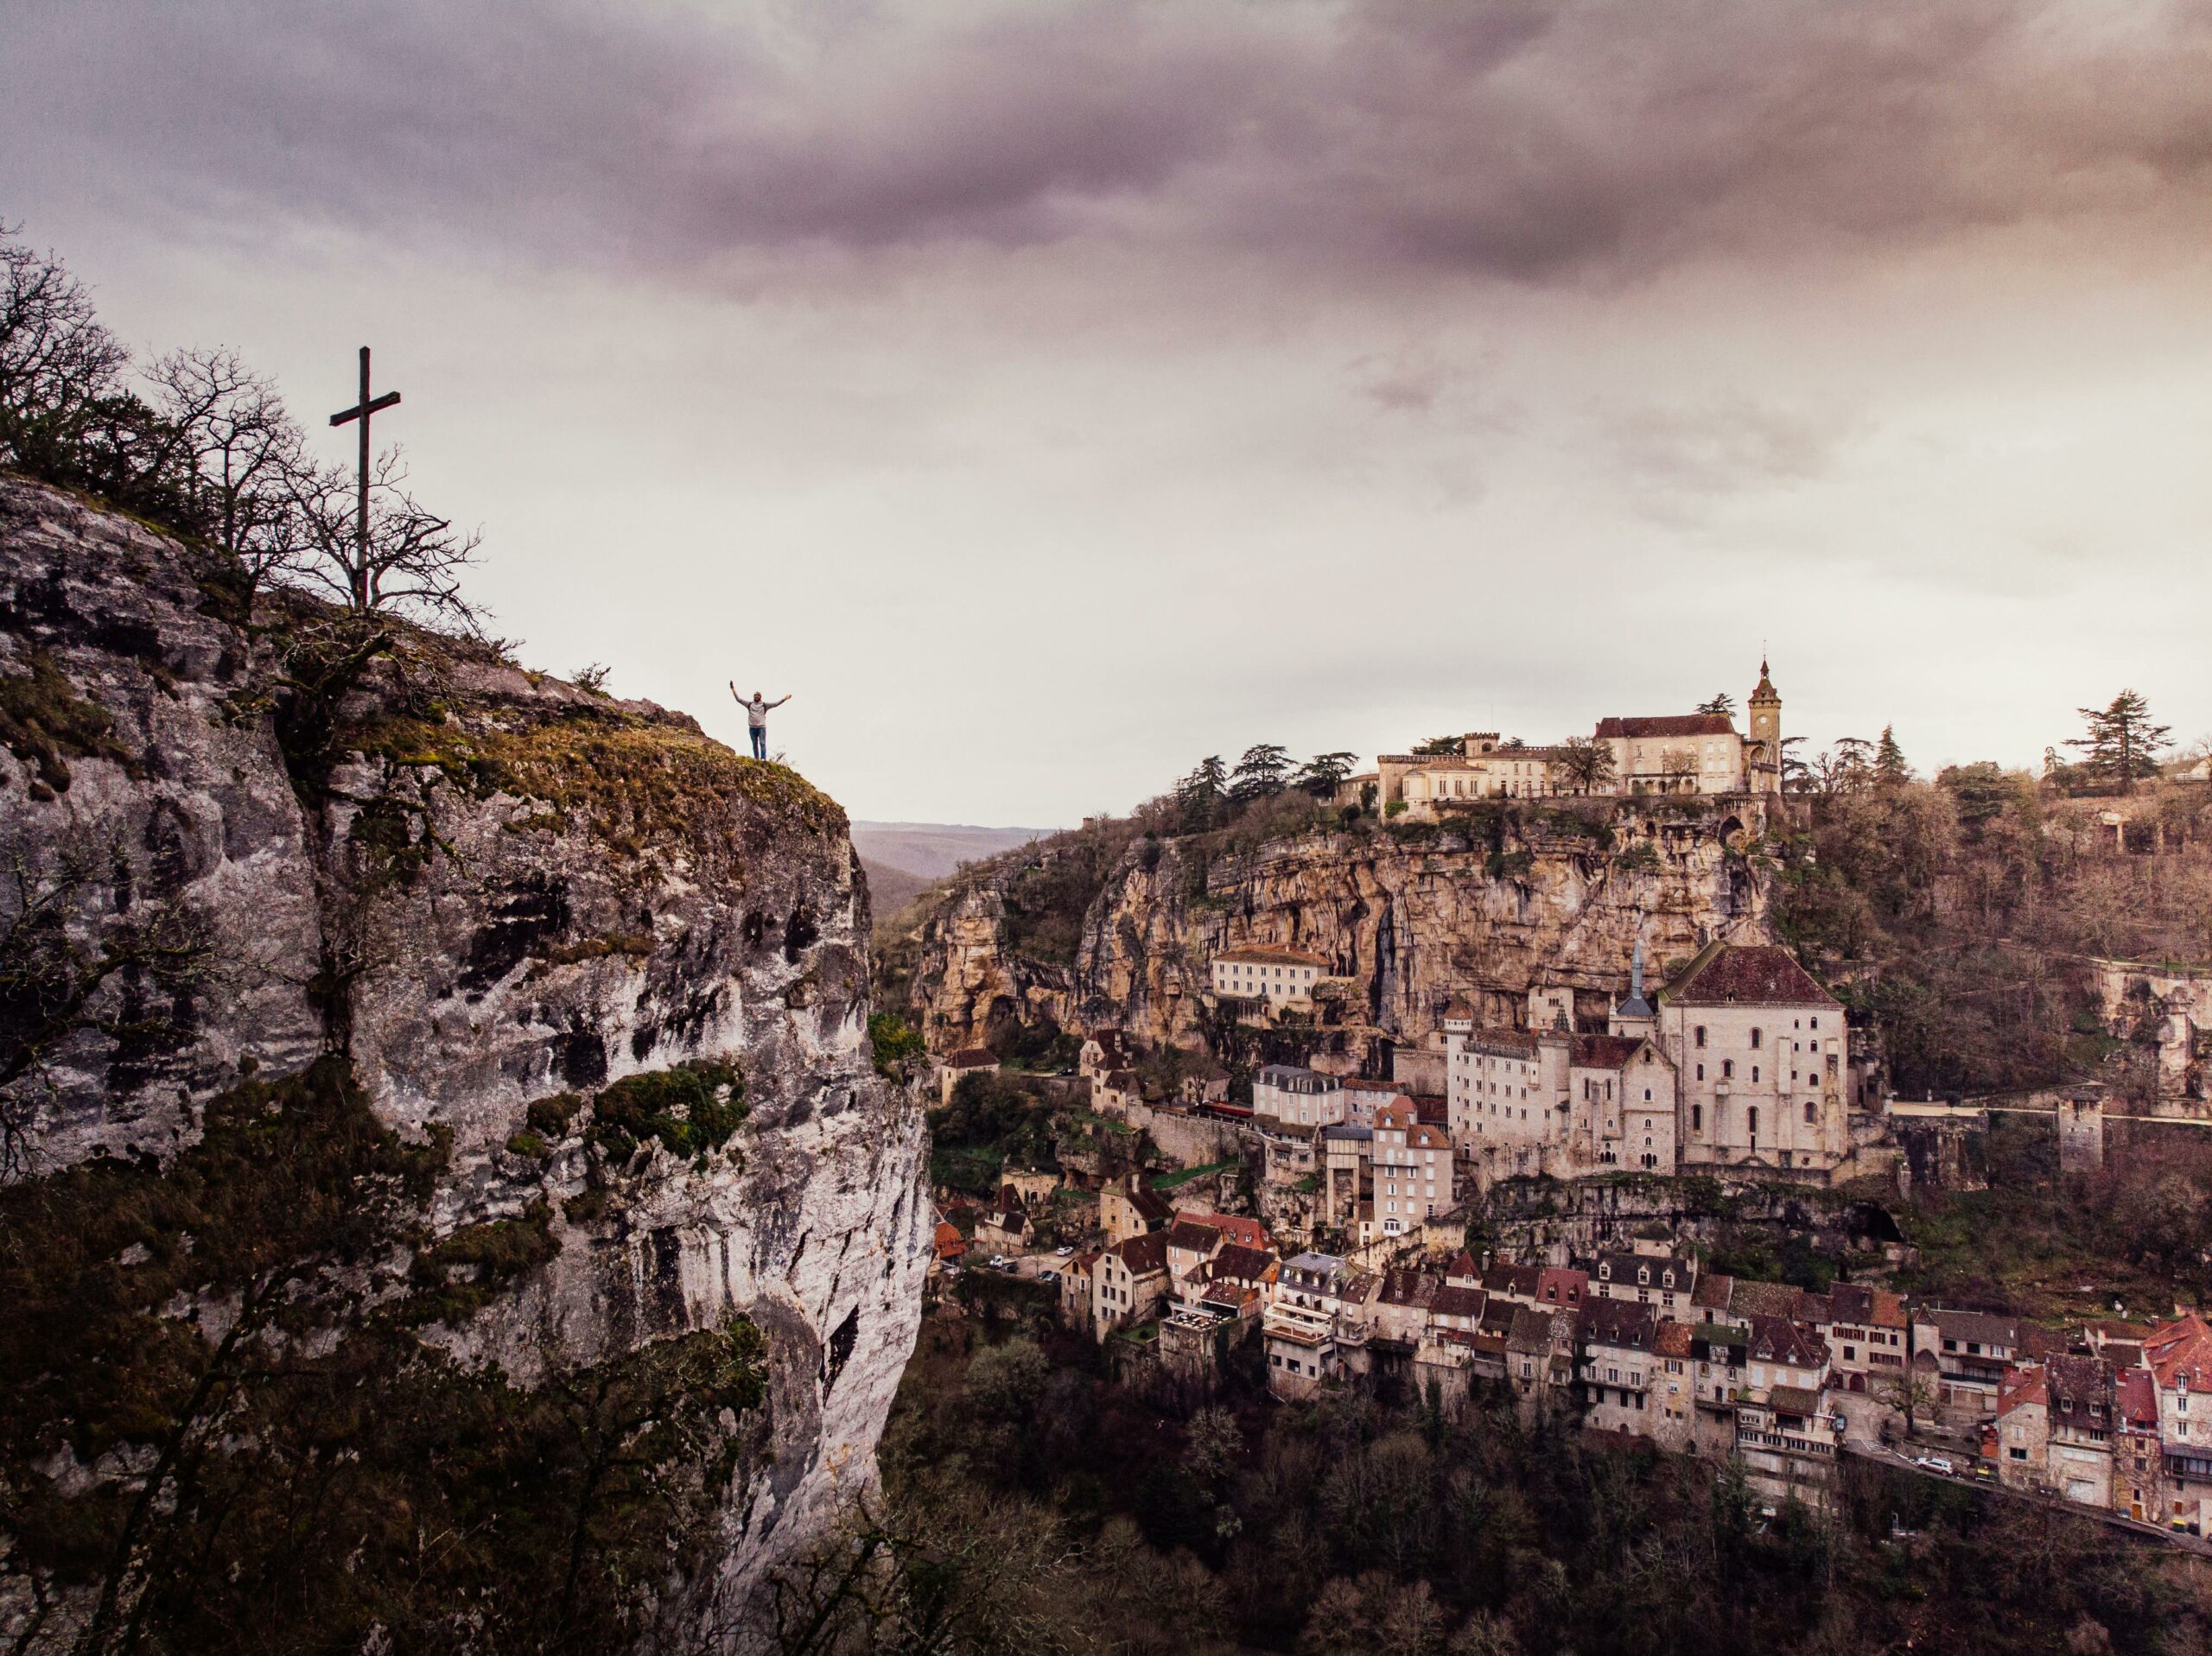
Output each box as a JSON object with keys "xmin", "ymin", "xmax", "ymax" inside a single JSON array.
[
  {"xmin": 988, "ymin": 1255, "xmax": 1007, "ymax": 1269},
  {"xmin": 1914, "ymin": 1456, "xmax": 1955, "ymax": 1475},
  {"xmin": 1039, "ymin": 1270, "xmax": 1058, "ymax": 1284},
  {"xmin": 1055, "ymin": 1246, "xmax": 1075, "ymax": 1257}
]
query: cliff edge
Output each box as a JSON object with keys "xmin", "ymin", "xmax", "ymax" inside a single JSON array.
[{"xmin": 0, "ymin": 477, "xmax": 926, "ymax": 1650}]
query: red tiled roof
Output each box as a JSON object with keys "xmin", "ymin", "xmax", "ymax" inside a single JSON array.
[
  {"xmin": 944, "ymin": 1046, "xmax": 999, "ymax": 1068},
  {"xmin": 1664, "ymin": 943, "xmax": 1839, "ymax": 1008},
  {"xmin": 1653, "ymin": 1321, "xmax": 1694, "ymax": 1359},
  {"xmin": 2119, "ymin": 1367, "xmax": 2159, "ymax": 1429},
  {"xmin": 1179, "ymin": 1212, "xmax": 1268, "ymax": 1249},
  {"xmin": 1595, "ymin": 714, "xmax": 1736, "ymax": 739},
  {"xmin": 2148, "ymin": 1313, "xmax": 2212, "ymax": 1391},
  {"xmin": 1539, "ymin": 1267, "xmax": 1588, "ymax": 1306}
]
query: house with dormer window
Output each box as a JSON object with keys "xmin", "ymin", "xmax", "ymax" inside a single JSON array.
[{"xmin": 1586, "ymin": 1247, "xmax": 1698, "ymax": 1317}]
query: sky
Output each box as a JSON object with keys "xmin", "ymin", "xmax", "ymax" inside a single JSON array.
[{"xmin": 5, "ymin": 0, "xmax": 2210, "ymax": 826}]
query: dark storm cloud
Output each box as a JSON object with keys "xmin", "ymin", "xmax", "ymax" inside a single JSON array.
[{"xmin": 8, "ymin": 0, "xmax": 2212, "ymax": 281}]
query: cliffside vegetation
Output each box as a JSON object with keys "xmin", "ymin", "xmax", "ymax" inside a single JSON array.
[
  {"xmin": 1771, "ymin": 760, "xmax": 2212, "ymax": 1100},
  {"xmin": 0, "ymin": 1055, "xmax": 768, "ymax": 1653},
  {"xmin": 762, "ymin": 1312, "xmax": 2204, "ymax": 1655}
]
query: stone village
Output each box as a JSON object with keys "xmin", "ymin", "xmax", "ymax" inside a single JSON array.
[{"xmin": 926, "ymin": 668, "xmax": 2212, "ymax": 1539}]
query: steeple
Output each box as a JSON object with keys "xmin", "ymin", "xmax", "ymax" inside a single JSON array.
[
  {"xmin": 1611, "ymin": 930, "xmax": 1657, "ymax": 1033},
  {"xmin": 1747, "ymin": 657, "xmax": 1782, "ymax": 794}
]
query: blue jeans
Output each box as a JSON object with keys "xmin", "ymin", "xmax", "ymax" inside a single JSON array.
[{"xmin": 749, "ymin": 726, "xmax": 767, "ymax": 759}]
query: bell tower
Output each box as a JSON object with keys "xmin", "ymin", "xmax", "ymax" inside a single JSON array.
[{"xmin": 1747, "ymin": 658, "xmax": 1782, "ymax": 794}]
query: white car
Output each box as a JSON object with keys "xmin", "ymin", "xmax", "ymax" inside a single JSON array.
[
  {"xmin": 1055, "ymin": 1246, "xmax": 1075, "ymax": 1257},
  {"xmin": 1913, "ymin": 1456, "xmax": 1955, "ymax": 1475},
  {"xmin": 988, "ymin": 1255, "xmax": 1007, "ymax": 1269}
]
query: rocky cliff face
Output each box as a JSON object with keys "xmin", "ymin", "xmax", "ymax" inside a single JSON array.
[
  {"xmin": 0, "ymin": 478, "xmax": 927, "ymax": 1646},
  {"xmin": 910, "ymin": 803, "xmax": 1772, "ymax": 1068}
]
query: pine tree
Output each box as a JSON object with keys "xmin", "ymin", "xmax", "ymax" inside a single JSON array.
[
  {"xmin": 1229, "ymin": 744, "xmax": 1291, "ymax": 803},
  {"xmin": 1697, "ymin": 692, "xmax": 1737, "ymax": 718},
  {"xmin": 2067, "ymin": 690, "xmax": 2171, "ymax": 794},
  {"xmin": 1874, "ymin": 725, "xmax": 1911, "ymax": 786},
  {"xmin": 1295, "ymin": 752, "xmax": 1358, "ymax": 797}
]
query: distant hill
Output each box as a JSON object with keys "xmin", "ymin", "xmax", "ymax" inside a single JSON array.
[
  {"xmin": 852, "ymin": 822, "xmax": 1057, "ymax": 926},
  {"xmin": 851, "ymin": 822, "xmax": 1056, "ymax": 882}
]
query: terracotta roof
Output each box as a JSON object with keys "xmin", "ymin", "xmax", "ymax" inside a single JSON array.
[
  {"xmin": 944, "ymin": 1046, "xmax": 999, "ymax": 1068},
  {"xmin": 1165, "ymin": 1221, "xmax": 1224, "ymax": 1254},
  {"xmin": 2147, "ymin": 1312, "xmax": 2212, "ymax": 1392},
  {"xmin": 1217, "ymin": 945, "xmax": 1331, "ymax": 968},
  {"xmin": 1538, "ymin": 1267, "xmax": 1588, "ymax": 1307},
  {"xmin": 1998, "ymin": 1367, "xmax": 2047, "ymax": 1418},
  {"xmin": 1653, "ymin": 1321, "xmax": 1694, "ymax": 1359},
  {"xmin": 1693, "ymin": 1272, "xmax": 1735, "ymax": 1311},
  {"xmin": 1069, "ymin": 1249, "xmax": 1102, "ymax": 1274},
  {"xmin": 1595, "ymin": 714, "xmax": 1736, "ymax": 739},
  {"xmin": 1414, "ymin": 1095, "xmax": 1449, "ymax": 1126},
  {"xmin": 1663, "ymin": 942, "xmax": 1839, "ymax": 1009},
  {"xmin": 1179, "ymin": 1212, "xmax": 1268, "ymax": 1249},
  {"xmin": 1446, "ymin": 1249, "xmax": 1480, "ymax": 1283},
  {"xmin": 1410, "ymin": 1125, "xmax": 1451, "ymax": 1150},
  {"xmin": 1127, "ymin": 1185, "xmax": 1175, "ymax": 1223},
  {"xmin": 1342, "ymin": 1076, "xmax": 1404, "ymax": 1094},
  {"xmin": 2119, "ymin": 1367, "xmax": 2159, "ymax": 1429},
  {"xmin": 933, "ymin": 1221, "xmax": 966, "ymax": 1259}
]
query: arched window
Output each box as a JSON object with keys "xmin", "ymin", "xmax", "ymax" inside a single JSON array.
[
  {"xmin": 1747, "ymin": 1107, "xmax": 1759, "ymax": 1139},
  {"xmin": 1694, "ymin": 1025, "xmax": 1707, "ymax": 1048},
  {"xmin": 1722, "ymin": 1059, "xmax": 1734, "ymax": 1079},
  {"xmin": 1750, "ymin": 1028, "xmax": 1762, "ymax": 1049}
]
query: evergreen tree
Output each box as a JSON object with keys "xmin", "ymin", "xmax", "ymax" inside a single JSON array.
[
  {"xmin": 2067, "ymin": 690, "xmax": 2170, "ymax": 793},
  {"xmin": 1412, "ymin": 734, "xmax": 1464, "ymax": 757},
  {"xmin": 1230, "ymin": 744, "xmax": 1291, "ymax": 803},
  {"xmin": 1295, "ymin": 752, "xmax": 1358, "ymax": 798},
  {"xmin": 1874, "ymin": 725, "xmax": 1911, "ymax": 786},
  {"xmin": 1697, "ymin": 692, "xmax": 1737, "ymax": 718}
]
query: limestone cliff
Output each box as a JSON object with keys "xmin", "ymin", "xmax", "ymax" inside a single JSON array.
[
  {"xmin": 0, "ymin": 478, "xmax": 927, "ymax": 1648},
  {"xmin": 909, "ymin": 802, "xmax": 1774, "ymax": 1069}
]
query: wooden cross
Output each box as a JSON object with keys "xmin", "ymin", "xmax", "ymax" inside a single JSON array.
[{"xmin": 328, "ymin": 346, "xmax": 401, "ymax": 609}]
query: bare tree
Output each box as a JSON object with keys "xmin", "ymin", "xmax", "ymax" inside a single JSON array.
[
  {"xmin": 146, "ymin": 346, "xmax": 304, "ymax": 599},
  {"xmin": 279, "ymin": 447, "xmax": 483, "ymax": 630},
  {"xmin": 0, "ymin": 224, "xmax": 130, "ymax": 478}
]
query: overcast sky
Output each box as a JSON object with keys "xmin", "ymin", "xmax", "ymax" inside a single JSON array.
[{"xmin": 6, "ymin": 1, "xmax": 2209, "ymax": 826}]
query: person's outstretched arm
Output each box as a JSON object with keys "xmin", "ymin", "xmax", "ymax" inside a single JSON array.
[
  {"xmin": 728, "ymin": 681, "xmax": 741, "ymax": 701},
  {"xmin": 771, "ymin": 694, "xmax": 793, "ymax": 709}
]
